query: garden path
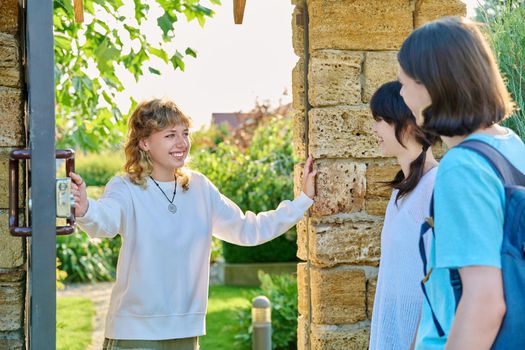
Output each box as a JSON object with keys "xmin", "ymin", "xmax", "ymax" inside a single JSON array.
[{"xmin": 57, "ymin": 282, "xmax": 114, "ymax": 350}]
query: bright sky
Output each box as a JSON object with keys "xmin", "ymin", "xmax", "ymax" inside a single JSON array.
[{"xmin": 118, "ymin": 0, "xmax": 480, "ymax": 130}]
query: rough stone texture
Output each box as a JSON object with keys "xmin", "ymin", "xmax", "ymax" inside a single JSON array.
[
  {"xmin": 362, "ymin": 51, "xmax": 398, "ymax": 103},
  {"xmin": 310, "ymin": 159, "xmax": 366, "ymax": 217},
  {"xmin": 309, "ymin": 106, "xmax": 381, "ymax": 159},
  {"xmin": 0, "ymin": 330, "xmax": 24, "ymax": 350},
  {"xmin": 415, "ymin": 0, "xmax": 466, "ymax": 28},
  {"xmin": 365, "ymin": 198, "xmax": 389, "ymax": 217},
  {"xmin": 307, "ymin": 0, "xmax": 413, "ymax": 51},
  {"xmin": 297, "ymin": 315, "xmax": 310, "ymax": 350},
  {"xmin": 297, "ymin": 218, "xmax": 308, "ymax": 261},
  {"xmin": 308, "ymin": 50, "xmax": 363, "ymax": 107},
  {"xmin": 308, "ymin": 218, "xmax": 382, "ymax": 268},
  {"xmin": 367, "ymin": 275, "xmax": 378, "ymax": 320},
  {"xmin": 0, "ymin": 0, "xmax": 18, "ymax": 34},
  {"xmin": 293, "ymin": 110, "xmax": 307, "ymax": 160},
  {"xmin": 297, "ymin": 262, "xmax": 309, "ymax": 317},
  {"xmin": 0, "ymin": 87, "xmax": 24, "ymax": 147},
  {"xmin": 310, "ymin": 266, "xmax": 366, "ymax": 324},
  {"xmin": 0, "ymin": 33, "xmax": 20, "ymax": 88},
  {"xmin": 0, "ymin": 281, "xmax": 23, "ymax": 331},
  {"xmin": 292, "ymin": 59, "xmax": 306, "ymax": 111},
  {"xmin": 0, "ymin": 148, "xmax": 25, "ymax": 209},
  {"xmin": 0, "ymin": 211, "xmax": 24, "ymax": 268},
  {"xmin": 292, "ymin": 4, "xmax": 305, "ymax": 56},
  {"xmin": 310, "ymin": 323, "xmax": 370, "ymax": 350},
  {"xmin": 366, "ymin": 160, "xmax": 398, "ymax": 198}
]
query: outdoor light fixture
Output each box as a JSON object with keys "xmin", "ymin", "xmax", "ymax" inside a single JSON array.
[{"xmin": 234, "ymin": 0, "xmax": 246, "ymax": 24}]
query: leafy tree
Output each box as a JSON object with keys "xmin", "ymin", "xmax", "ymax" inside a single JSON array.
[{"xmin": 54, "ymin": 0, "xmax": 220, "ymax": 151}]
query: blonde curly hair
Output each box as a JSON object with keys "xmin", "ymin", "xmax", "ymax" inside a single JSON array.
[{"xmin": 124, "ymin": 98, "xmax": 191, "ymax": 190}]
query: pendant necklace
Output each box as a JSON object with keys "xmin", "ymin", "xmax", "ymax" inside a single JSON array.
[{"xmin": 149, "ymin": 175, "xmax": 177, "ymax": 213}]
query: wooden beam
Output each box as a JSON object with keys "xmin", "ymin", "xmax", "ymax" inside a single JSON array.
[
  {"xmin": 73, "ymin": 0, "xmax": 84, "ymax": 23},
  {"xmin": 233, "ymin": 0, "xmax": 246, "ymax": 24}
]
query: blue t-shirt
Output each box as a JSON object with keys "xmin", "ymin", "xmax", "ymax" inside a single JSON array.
[{"xmin": 416, "ymin": 129, "xmax": 525, "ymax": 349}]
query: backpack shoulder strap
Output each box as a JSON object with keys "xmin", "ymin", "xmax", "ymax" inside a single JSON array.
[{"xmin": 457, "ymin": 139, "xmax": 525, "ymax": 186}]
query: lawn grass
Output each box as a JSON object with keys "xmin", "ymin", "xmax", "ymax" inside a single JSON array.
[
  {"xmin": 56, "ymin": 297, "xmax": 95, "ymax": 350},
  {"xmin": 201, "ymin": 285, "xmax": 258, "ymax": 350}
]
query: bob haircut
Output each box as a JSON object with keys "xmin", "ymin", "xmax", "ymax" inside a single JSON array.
[{"xmin": 398, "ymin": 16, "xmax": 513, "ymax": 137}]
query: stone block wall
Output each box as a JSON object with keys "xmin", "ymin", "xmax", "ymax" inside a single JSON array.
[
  {"xmin": 0, "ymin": 0, "xmax": 26, "ymax": 348},
  {"xmin": 292, "ymin": 1, "xmax": 465, "ymax": 348}
]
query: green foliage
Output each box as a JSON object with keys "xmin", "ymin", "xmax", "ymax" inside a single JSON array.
[
  {"xmin": 230, "ymin": 272, "xmax": 298, "ymax": 350},
  {"xmin": 190, "ymin": 116, "xmax": 298, "ymax": 263},
  {"xmin": 202, "ymin": 285, "xmax": 256, "ymax": 349},
  {"xmin": 190, "ymin": 123, "xmax": 230, "ymax": 156},
  {"xmin": 54, "ymin": 0, "xmax": 221, "ymax": 152},
  {"xmin": 56, "ymin": 186, "xmax": 122, "ymax": 283},
  {"xmin": 479, "ymin": 2, "xmax": 525, "ymax": 140},
  {"xmin": 74, "ymin": 150, "xmax": 125, "ymax": 186},
  {"xmin": 57, "ymin": 297, "xmax": 95, "ymax": 350}
]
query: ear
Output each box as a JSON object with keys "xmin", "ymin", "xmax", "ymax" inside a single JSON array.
[{"xmin": 139, "ymin": 139, "xmax": 149, "ymax": 152}]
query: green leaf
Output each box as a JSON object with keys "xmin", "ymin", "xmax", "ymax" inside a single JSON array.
[
  {"xmin": 55, "ymin": 34, "xmax": 72, "ymax": 51},
  {"xmin": 148, "ymin": 67, "xmax": 162, "ymax": 75},
  {"xmin": 157, "ymin": 11, "xmax": 177, "ymax": 38},
  {"xmin": 170, "ymin": 51, "xmax": 185, "ymax": 71},
  {"xmin": 185, "ymin": 47, "xmax": 197, "ymax": 58},
  {"xmin": 149, "ymin": 46, "xmax": 169, "ymax": 63}
]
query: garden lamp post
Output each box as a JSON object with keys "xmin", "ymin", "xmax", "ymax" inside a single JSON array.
[{"xmin": 252, "ymin": 296, "xmax": 271, "ymax": 350}]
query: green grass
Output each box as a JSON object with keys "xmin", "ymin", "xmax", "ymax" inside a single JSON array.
[
  {"xmin": 201, "ymin": 285, "xmax": 258, "ymax": 350},
  {"xmin": 56, "ymin": 297, "xmax": 95, "ymax": 350}
]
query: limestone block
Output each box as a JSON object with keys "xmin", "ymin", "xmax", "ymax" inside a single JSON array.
[
  {"xmin": 0, "ymin": 87, "xmax": 24, "ymax": 147},
  {"xmin": 297, "ymin": 217, "xmax": 308, "ymax": 261},
  {"xmin": 292, "ymin": 59, "xmax": 306, "ymax": 111},
  {"xmin": 297, "ymin": 262, "xmax": 309, "ymax": 317},
  {"xmin": 366, "ymin": 160, "xmax": 398, "ymax": 198},
  {"xmin": 292, "ymin": 5, "xmax": 305, "ymax": 57},
  {"xmin": 308, "ymin": 218, "xmax": 381, "ymax": 267},
  {"xmin": 309, "ymin": 106, "xmax": 381, "ymax": 159},
  {"xmin": 310, "ymin": 323, "xmax": 370, "ymax": 350},
  {"xmin": 415, "ymin": 0, "xmax": 466, "ymax": 28},
  {"xmin": 310, "ymin": 266, "xmax": 367, "ymax": 324},
  {"xmin": 0, "ymin": 330, "xmax": 24, "ymax": 350},
  {"xmin": 0, "ymin": 0, "xmax": 18, "ymax": 34},
  {"xmin": 0, "ymin": 148, "xmax": 25, "ymax": 209},
  {"xmin": 362, "ymin": 51, "xmax": 398, "ymax": 103},
  {"xmin": 307, "ymin": 0, "xmax": 413, "ymax": 51},
  {"xmin": 365, "ymin": 198, "xmax": 389, "ymax": 217},
  {"xmin": 310, "ymin": 159, "xmax": 366, "ymax": 217},
  {"xmin": 0, "ymin": 34, "xmax": 20, "ymax": 88},
  {"xmin": 297, "ymin": 315, "xmax": 310, "ymax": 350},
  {"xmin": 367, "ymin": 275, "xmax": 378, "ymax": 319},
  {"xmin": 308, "ymin": 50, "xmax": 363, "ymax": 107},
  {"xmin": 293, "ymin": 109, "xmax": 307, "ymax": 159},
  {"xmin": 0, "ymin": 282, "xmax": 23, "ymax": 331},
  {"xmin": 0, "ymin": 211, "xmax": 24, "ymax": 268}
]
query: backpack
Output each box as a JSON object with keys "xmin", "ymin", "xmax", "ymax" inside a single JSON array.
[{"xmin": 419, "ymin": 139, "xmax": 525, "ymax": 349}]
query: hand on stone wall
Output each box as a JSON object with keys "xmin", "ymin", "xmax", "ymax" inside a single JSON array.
[{"xmin": 301, "ymin": 155, "xmax": 317, "ymax": 199}]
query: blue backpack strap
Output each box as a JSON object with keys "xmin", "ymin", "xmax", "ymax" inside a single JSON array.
[{"xmin": 419, "ymin": 194, "xmax": 445, "ymax": 337}]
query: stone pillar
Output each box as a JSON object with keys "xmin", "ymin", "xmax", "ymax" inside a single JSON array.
[
  {"xmin": 1, "ymin": 0, "xmax": 27, "ymax": 348},
  {"xmin": 292, "ymin": 1, "xmax": 465, "ymax": 349}
]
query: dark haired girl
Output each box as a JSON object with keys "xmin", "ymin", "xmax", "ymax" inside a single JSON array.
[
  {"xmin": 398, "ymin": 16, "xmax": 525, "ymax": 349},
  {"xmin": 368, "ymin": 81, "xmax": 438, "ymax": 350}
]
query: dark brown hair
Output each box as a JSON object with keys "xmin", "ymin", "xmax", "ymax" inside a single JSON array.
[
  {"xmin": 370, "ymin": 81, "xmax": 438, "ymax": 203},
  {"xmin": 398, "ymin": 16, "xmax": 513, "ymax": 137}
]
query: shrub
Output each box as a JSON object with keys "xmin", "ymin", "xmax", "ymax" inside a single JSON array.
[
  {"xmin": 230, "ymin": 272, "xmax": 298, "ymax": 350},
  {"xmin": 190, "ymin": 116, "xmax": 298, "ymax": 263},
  {"xmin": 74, "ymin": 150, "xmax": 124, "ymax": 186},
  {"xmin": 479, "ymin": 3, "xmax": 525, "ymax": 140}
]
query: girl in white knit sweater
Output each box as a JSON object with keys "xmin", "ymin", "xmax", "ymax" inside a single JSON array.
[
  {"xmin": 368, "ymin": 81, "xmax": 438, "ymax": 350},
  {"xmin": 69, "ymin": 98, "xmax": 317, "ymax": 350}
]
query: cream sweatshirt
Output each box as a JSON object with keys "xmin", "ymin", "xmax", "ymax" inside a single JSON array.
[{"xmin": 76, "ymin": 170, "xmax": 313, "ymax": 340}]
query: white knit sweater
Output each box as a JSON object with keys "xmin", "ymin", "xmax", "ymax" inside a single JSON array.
[
  {"xmin": 76, "ymin": 171, "xmax": 313, "ymax": 340},
  {"xmin": 369, "ymin": 167, "xmax": 437, "ymax": 350}
]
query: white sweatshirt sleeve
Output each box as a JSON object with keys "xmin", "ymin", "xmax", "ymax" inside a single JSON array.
[
  {"xmin": 76, "ymin": 176, "xmax": 130, "ymax": 238},
  {"xmin": 208, "ymin": 179, "xmax": 313, "ymax": 246}
]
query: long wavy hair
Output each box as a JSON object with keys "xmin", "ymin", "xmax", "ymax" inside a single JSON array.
[
  {"xmin": 370, "ymin": 81, "xmax": 439, "ymax": 203},
  {"xmin": 124, "ymin": 98, "xmax": 191, "ymax": 190}
]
